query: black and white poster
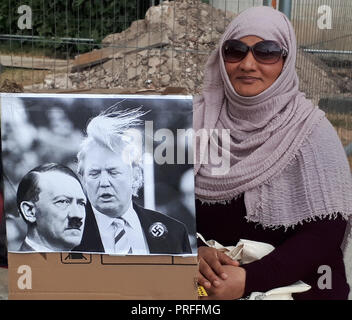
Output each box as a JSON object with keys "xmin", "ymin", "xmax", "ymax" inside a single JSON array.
[{"xmin": 1, "ymin": 93, "xmax": 196, "ymax": 256}]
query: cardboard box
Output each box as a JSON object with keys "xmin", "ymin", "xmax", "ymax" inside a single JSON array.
[{"xmin": 8, "ymin": 253, "xmax": 198, "ymax": 300}]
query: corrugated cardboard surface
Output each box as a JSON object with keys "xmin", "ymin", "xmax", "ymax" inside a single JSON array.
[{"xmin": 8, "ymin": 253, "xmax": 198, "ymax": 300}]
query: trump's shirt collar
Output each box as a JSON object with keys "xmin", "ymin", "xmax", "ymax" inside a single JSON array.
[{"xmin": 92, "ymin": 202, "xmax": 149, "ymax": 254}]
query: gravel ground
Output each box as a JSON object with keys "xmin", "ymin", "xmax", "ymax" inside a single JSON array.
[{"xmin": 0, "ymin": 268, "xmax": 8, "ymax": 300}]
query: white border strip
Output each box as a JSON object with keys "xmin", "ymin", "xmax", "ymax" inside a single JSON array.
[{"xmin": 0, "ymin": 93, "xmax": 193, "ymax": 100}]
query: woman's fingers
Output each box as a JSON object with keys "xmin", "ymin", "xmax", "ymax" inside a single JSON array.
[
  {"xmin": 218, "ymin": 251, "xmax": 240, "ymax": 267},
  {"xmin": 199, "ymin": 258, "xmax": 220, "ymax": 288},
  {"xmin": 198, "ymin": 246, "xmax": 237, "ymax": 282},
  {"xmin": 197, "ymin": 270, "xmax": 212, "ymax": 289},
  {"xmin": 208, "ymin": 253, "xmax": 230, "ymax": 280}
]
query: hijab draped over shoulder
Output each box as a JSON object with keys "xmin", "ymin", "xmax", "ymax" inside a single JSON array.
[{"xmin": 194, "ymin": 6, "xmax": 352, "ymax": 228}]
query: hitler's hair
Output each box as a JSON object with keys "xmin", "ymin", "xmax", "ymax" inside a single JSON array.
[
  {"xmin": 77, "ymin": 106, "xmax": 147, "ymax": 197},
  {"xmin": 16, "ymin": 163, "xmax": 82, "ymax": 222}
]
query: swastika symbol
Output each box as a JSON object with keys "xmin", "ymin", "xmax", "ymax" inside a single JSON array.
[
  {"xmin": 149, "ymin": 222, "xmax": 167, "ymax": 239},
  {"xmin": 151, "ymin": 224, "xmax": 164, "ymax": 236}
]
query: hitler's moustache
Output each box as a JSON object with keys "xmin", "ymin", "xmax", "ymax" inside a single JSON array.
[{"xmin": 67, "ymin": 217, "xmax": 83, "ymax": 230}]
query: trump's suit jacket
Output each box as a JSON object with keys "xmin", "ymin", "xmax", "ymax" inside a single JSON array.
[{"xmin": 74, "ymin": 202, "xmax": 192, "ymax": 254}]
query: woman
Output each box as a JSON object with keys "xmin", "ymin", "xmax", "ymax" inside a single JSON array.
[{"xmin": 194, "ymin": 6, "xmax": 352, "ymax": 300}]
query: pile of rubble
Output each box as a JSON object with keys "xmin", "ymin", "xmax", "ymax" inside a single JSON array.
[
  {"xmin": 41, "ymin": 0, "xmax": 235, "ymax": 93},
  {"xmin": 38, "ymin": 0, "xmax": 348, "ymax": 104},
  {"xmin": 296, "ymin": 51, "xmax": 341, "ymax": 105},
  {"xmin": 0, "ymin": 79, "xmax": 23, "ymax": 93}
]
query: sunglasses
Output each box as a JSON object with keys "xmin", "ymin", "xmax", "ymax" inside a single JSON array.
[{"xmin": 222, "ymin": 39, "xmax": 288, "ymax": 64}]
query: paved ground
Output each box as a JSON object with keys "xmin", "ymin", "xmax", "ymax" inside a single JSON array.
[{"xmin": 0, "ymin": 268, "xmax": 8, "ymax": 300}]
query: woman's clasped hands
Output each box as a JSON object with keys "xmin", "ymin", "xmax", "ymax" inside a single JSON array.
[{"xmin": 197, "ymin": 246, "xmax": 246, "ymax": 300}]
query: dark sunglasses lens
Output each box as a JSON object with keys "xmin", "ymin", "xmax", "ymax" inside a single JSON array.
[
  {"xmin": 253, "ymin": 41, "xmax": 283, "ymax": 63},
  {"xmin": 223, "ymin": 40, "xmax": 248, "ymax": 62}
]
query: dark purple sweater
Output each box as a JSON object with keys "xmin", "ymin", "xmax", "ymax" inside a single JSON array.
[{"xmin": 196, "ymin": 195, "xmax": 349, "ymax": 300}]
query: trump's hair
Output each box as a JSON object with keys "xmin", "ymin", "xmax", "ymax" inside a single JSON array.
[{"xmin": 77, "ymin": 107, "xmax": 146, "ymax": 197}]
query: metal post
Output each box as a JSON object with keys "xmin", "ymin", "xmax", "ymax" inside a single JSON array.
[{"xmin": 278, "ymin": 0, "xmax": 292, "ymax": 19}]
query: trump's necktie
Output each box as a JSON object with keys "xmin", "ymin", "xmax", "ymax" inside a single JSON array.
[{"xmin": 112, "ymin": 218, "xmax": 132, "ymax": 254}]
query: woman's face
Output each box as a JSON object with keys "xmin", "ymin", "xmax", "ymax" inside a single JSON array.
[{"xmin": 224, "ymin": 35, "xmax": 284, "ymax": 97}]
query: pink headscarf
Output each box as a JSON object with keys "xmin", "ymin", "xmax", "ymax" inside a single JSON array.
[{"xmin": 194, "ymin": 6, "xmax": 352, "ymax": 227}]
